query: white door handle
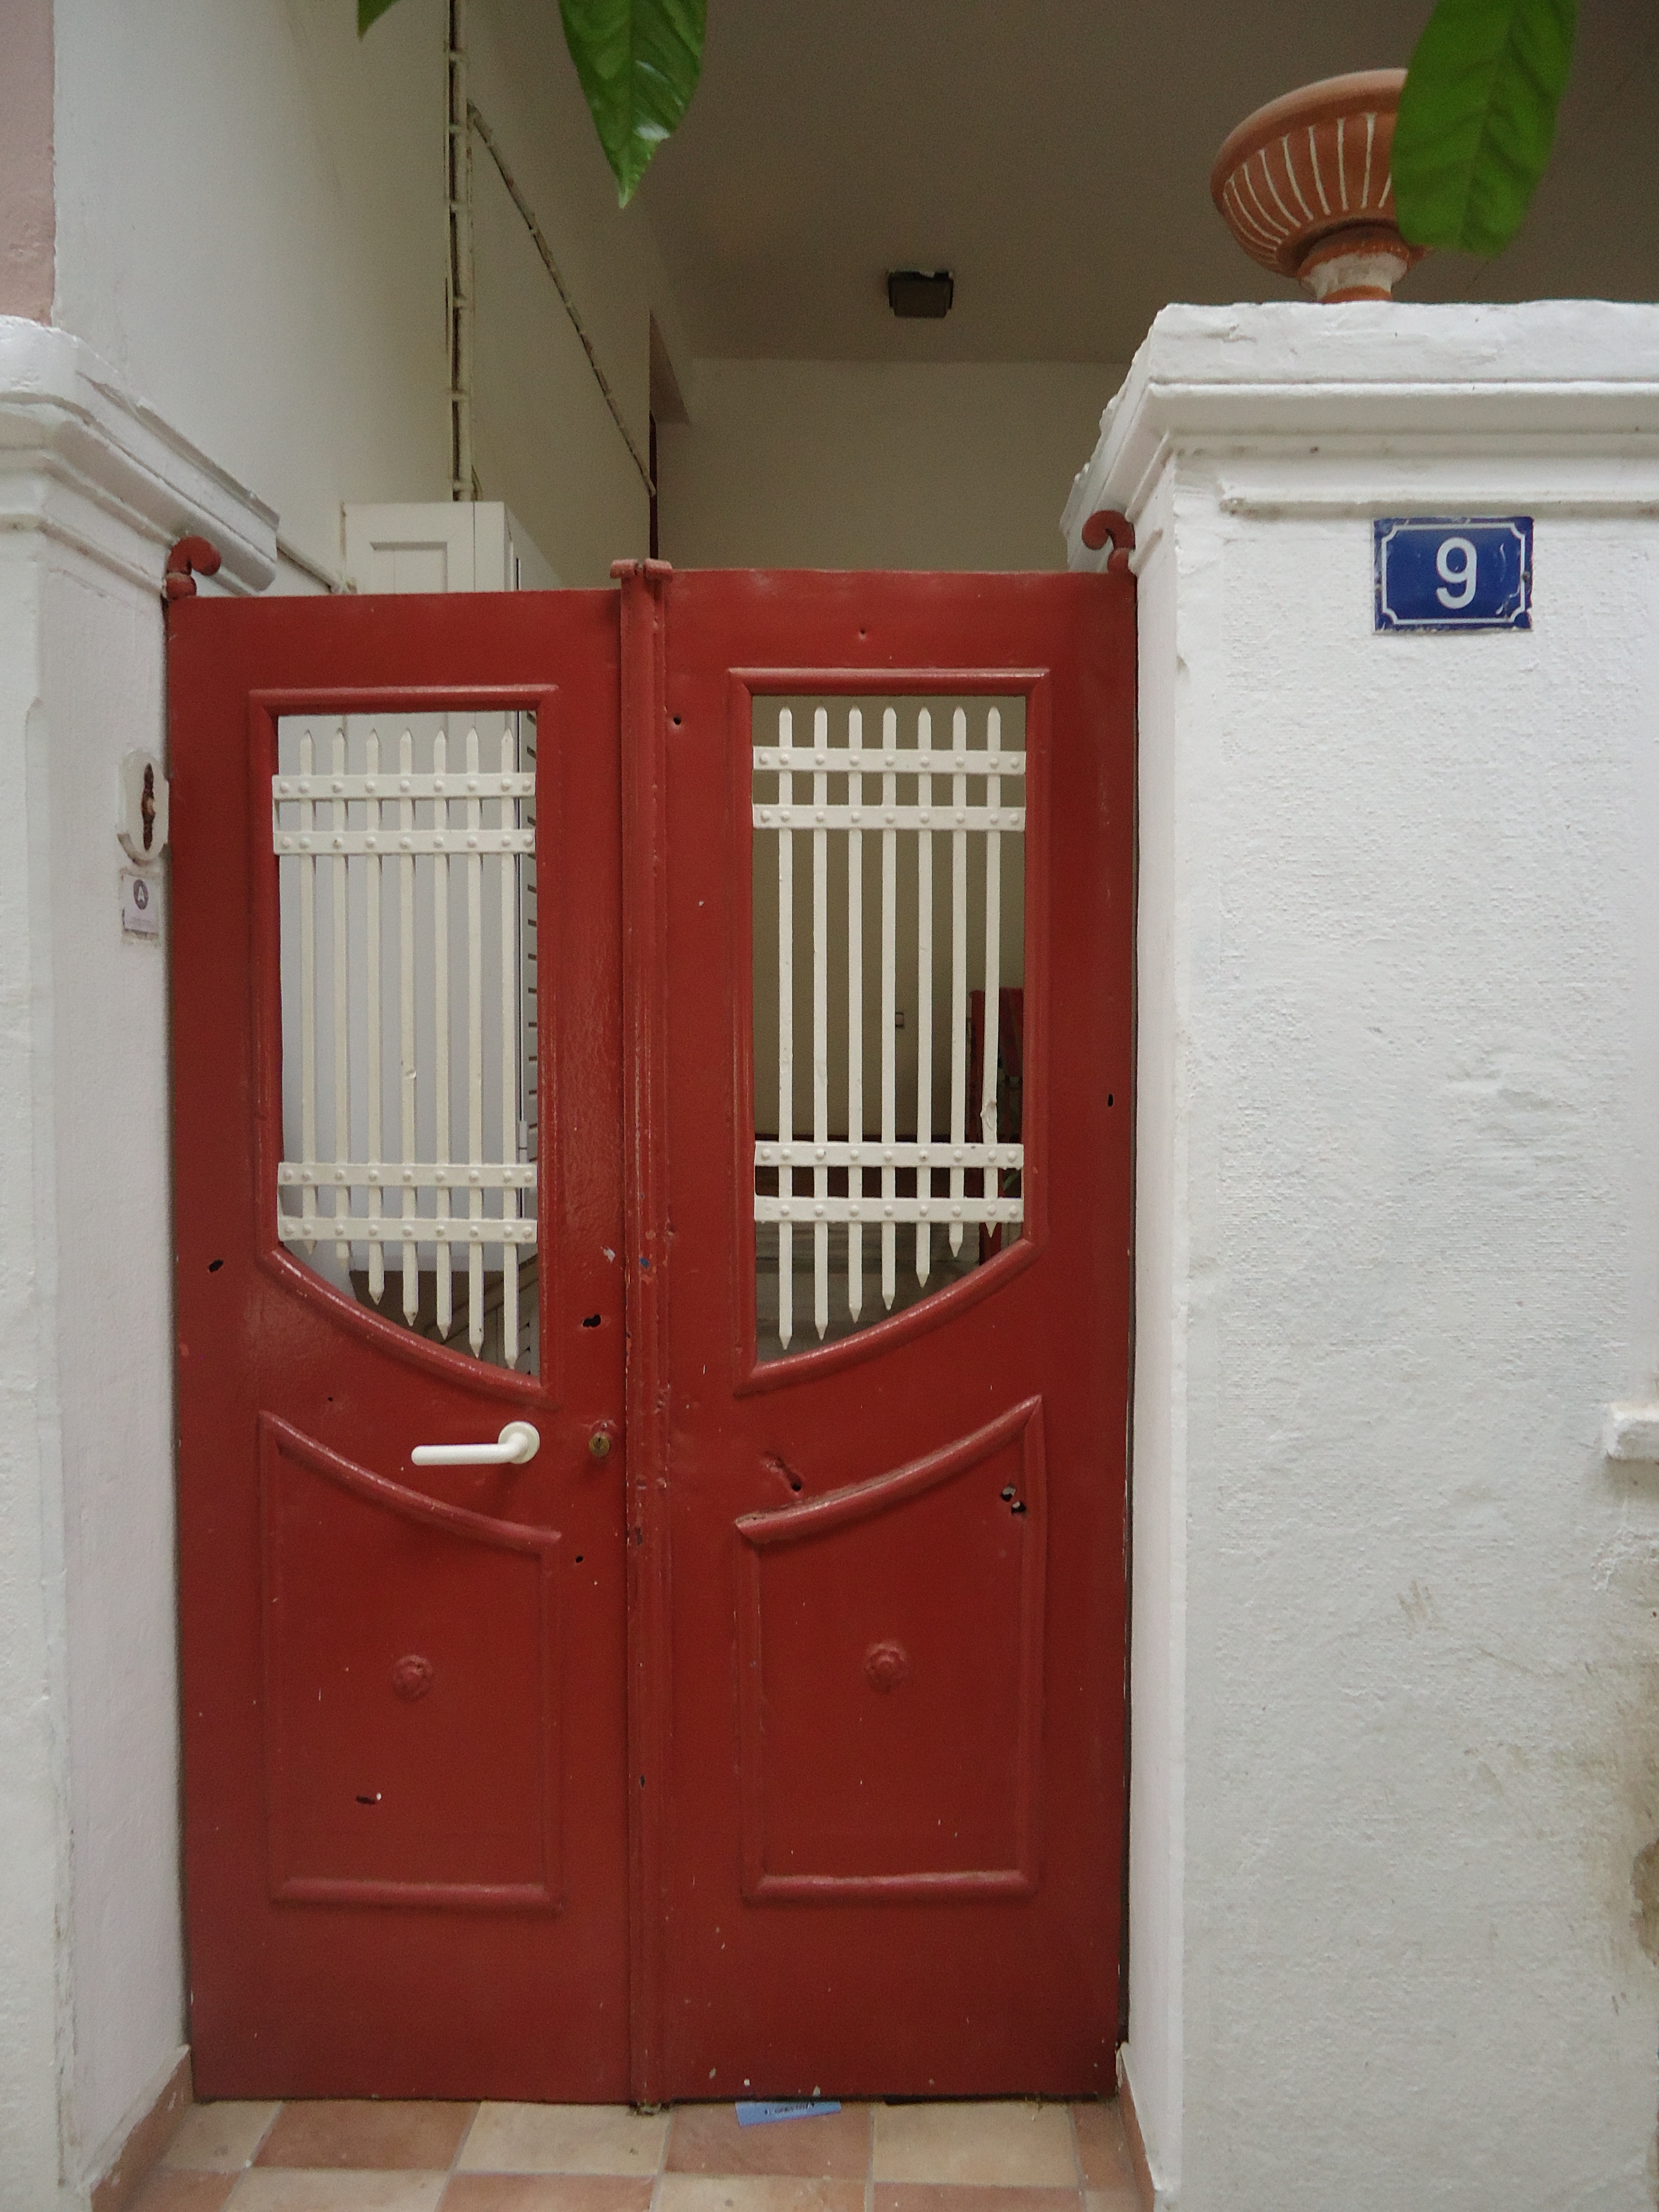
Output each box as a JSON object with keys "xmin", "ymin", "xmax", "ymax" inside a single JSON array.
[{"xmin": 412, "ymin": 1420, "xmax": 540, "ymax": 1467}]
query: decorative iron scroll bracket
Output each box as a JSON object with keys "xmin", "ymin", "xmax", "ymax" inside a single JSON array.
[
  {"xmin": 163, "ymin": 536, "xmax": 222, "ymax": 602},
  {"xmin": 1079, "ymin": 509, "xmax": 1136, "ymax": 574}
]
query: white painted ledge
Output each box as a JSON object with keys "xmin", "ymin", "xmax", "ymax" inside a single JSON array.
[
  {"xmin": 1063, "ymin": 301, "xmax": 1659, "ymax": 567},
  {"xmin": 1603, "ymin": 1405, "xmax": 1659, "ymax": 1464},
  {"xmin": 0, "ymin": 315, "xmax": 276, "ymax": 592}
]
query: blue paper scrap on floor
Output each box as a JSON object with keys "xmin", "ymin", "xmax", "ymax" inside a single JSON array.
[
  {"xmin": 735, "ymin": 2100, "xmax": 842, "ymax": 2126},
  {"xmin": 1373, "ymin": 516, "xmax": 1533, "ymax": 632}
]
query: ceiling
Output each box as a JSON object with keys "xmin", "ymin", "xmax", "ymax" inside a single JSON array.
[{"xmin": 637, "ymin": 0, "xmax": 1659, "ymax": 365}]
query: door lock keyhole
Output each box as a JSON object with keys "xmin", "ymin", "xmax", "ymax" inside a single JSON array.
[{"xmin": 588, "ymin": 1424, "xmax": 615, "ymax": 1460}]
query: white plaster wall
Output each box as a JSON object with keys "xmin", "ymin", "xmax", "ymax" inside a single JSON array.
[
  {"xmin": 0, "ymin": 548, "xmax": 74, "ymax": 2207},
  {"xmin": 52, "ymin": 0, "xmax": 448, "ymax": 581},
  {"xmin": 1070, "ymin": 304, "xmax": 1659, "ymax": 2210},
  {"xmin": 657, "ymin": 359, "xmax": 1120, "ymax": 570},
  {"xmin": 1121, "ymin": 458, "xmax": 1186, "ymax": 2182},
  {"xmin": 42, "ymin": 555, "xmax": 185, "ymax": 2191},
  {"xmin": 51, "ymin": 0, "xmax": 685, "ymax": 586},
  {"xmin": 0, "ymin": 317, "xmax": 277, "ymax": 2203},
  {"xmin": 465, "ymin": 6, "xmax": 669, "ymax": 582}
]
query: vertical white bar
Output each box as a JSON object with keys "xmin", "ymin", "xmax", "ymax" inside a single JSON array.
[
  {"xmin": 520, "ymin": 716, "xmax": 538, "ymax": 1168},
  {"xmin": 776, "ymin": 706, "xmax": 794, "ymax": 1350},
  {"xmin": 914, "ymin": 707, "xmax": 933, "ymax": 1287},
  {"xmin": 299, "ymin": 730, "xmax": 317, "ymax": 1254},
  {"xmin": 500, "ymin": 727, "xmax": 520, "ymax": 1368},
  {"xmin": 466, "ymin": 726, "xmax": 484, "ymax": 1355},
  {"xmin": 949, "ymin": 706, "xmax": 968, "ymax": 1255},
  {"xmin": 982, "ymin": 707, "xmax": 1003, "ymax": 1219},
  {"xmin": 332, "ymin": 729, "xmax": 351, "ymax": 1268},
  {"xmin": 399, "ymin": 730, "xmax": 418, "ymax": 1323},
  {"xmin": 812, "ymin": 705, "xmax": 829, "ymax": 1340},
  {"xmin": 846, "ymin": 706, "xmax": 863, "ymax": 1322},
  {"xmin": 880, "ymin": 707, "xmax": 897, "ymax": 1309},
  {"xmin": 365, "ymin": 729, "xmax": 384, "ymax": 1304},
  {"xmin": 434, "ymin": 730, "xmax": 453, "ymax": 1338}
]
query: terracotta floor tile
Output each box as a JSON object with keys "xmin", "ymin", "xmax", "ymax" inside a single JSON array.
[
  {"xmin": 656, "ymin": 2178, "xmax": 865, "ymax": 2212},
  {"xmin": 1070, "ymin": 2104, "xmax": 1133, "ymax": 2193},
  {"xmin": 873, "ymin": 2105, "xmax": 1079, "ymax": 2189},
  {"xmin": 457, "ymin": 2105, "xmax": 669, "ymax": 2176},
  {"xmin": 226, "ymin": 2175, "xmax": 448, "ymax": 2212},
  {"xmin": 442, "ymin": 2183, "xmax": 655, "ymax": 2212},
  {"xmin": 1082, "ymin": 2189, "xmax": 1140, "ymax": 2212},
  {"xmin": 666, "ymin": 2104, "xmax": 871, "ymax": 2179},
  {"xmin": 164, "ymin": 2103, "xmax": 282, "ymax": 2173},
  {"xmin": 130, "ymin": 2174, "xmax": 238, "ymax": 2212},
  {"xmin": 256, "ymin": 2103, "xmax": 476, "ymax": 2172},
  {"xmin": 876, "ymin": 2190, "xmax": 1083, "ymax": 2212}
]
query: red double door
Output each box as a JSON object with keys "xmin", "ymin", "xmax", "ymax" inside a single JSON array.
[{"xmin": 169, "ymin": 563, "xmax": 1133, "ymax": 2104}]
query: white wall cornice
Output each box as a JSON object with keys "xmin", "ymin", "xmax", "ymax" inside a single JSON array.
[
  {"xmin": 1064, "ymin": 301, "xmax": 1659, "ymax": 566},
  {"xmin": 0, "ymin": 317, "xmax": 276, "ymax": 594}
]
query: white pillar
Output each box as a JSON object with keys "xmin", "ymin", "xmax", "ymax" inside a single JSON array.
[
  {"xmin": 1067, "ymin": 302, "xmax": 1659, "ymax": 2212},
  {"xmin": 0, "ymin": 317, "xmax": 274, "ymax": 2208}
]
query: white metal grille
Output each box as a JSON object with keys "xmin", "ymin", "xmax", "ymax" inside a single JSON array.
[
  {"xmin": 273, "ymin": 714, "xmax": 538, "ymax": 1369},
  {"xmin": 752, "ymin": 696, "xmax": 1026, "ymax": 1356}
]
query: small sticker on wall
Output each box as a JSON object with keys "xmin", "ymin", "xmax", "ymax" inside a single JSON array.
[{"xmin": 121, "ymin": 867, "xmax": 162, "ymax": 939}]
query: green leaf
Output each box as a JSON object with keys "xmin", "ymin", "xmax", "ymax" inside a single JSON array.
[
  {"xmin": 1393, "ymin": 0, "xmax": 1578, "ymax": 256},
  {"xmin": 558, "ymin": 0, "xmax": 705, "ymax": 206},
  {"xmin": 357, "ymin": 0, "xmax": 401, "ymax": 33}
]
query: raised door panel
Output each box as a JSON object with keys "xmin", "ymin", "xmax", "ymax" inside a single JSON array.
[
  {"xmin": 261, "ymin": 1417, "xmax": 561, "ymax": 1908},
  {"xmin": 736, "ymin": 1399, "xmax": 1044, "ymax": 1898}
]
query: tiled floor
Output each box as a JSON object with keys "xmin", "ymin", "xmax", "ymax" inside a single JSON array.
[{"xmin": 133, "ymin": 2098, "xmax": 1140, "ymax": 2212}]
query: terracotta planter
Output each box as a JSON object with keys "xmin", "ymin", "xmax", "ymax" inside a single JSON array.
[{"xmin": 1210, "ymin": 70, "xmax": 1427, "ymax": 303}]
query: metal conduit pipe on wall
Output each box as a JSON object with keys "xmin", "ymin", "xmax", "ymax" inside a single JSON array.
[
  {"xmin": 446, "ymin": 0, "xmax": 475, "ymax": 501},
  {"xmin": 445, "ymin": 0, "xmax": 654, "ymax": 505}
]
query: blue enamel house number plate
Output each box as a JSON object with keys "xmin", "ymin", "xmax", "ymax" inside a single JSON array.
[{"xmin": 1374, "ymin": 517, "xmax": 1533, "ymax": 632}]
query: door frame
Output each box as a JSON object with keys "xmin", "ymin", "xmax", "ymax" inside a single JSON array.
[
  {"xmin": 167, "ymin": 560, "xmax": 1134, "ymax": 2105},
  {"xmin": 618, "ymin": 562, "xmax": 674, "ymax": 2097}
]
